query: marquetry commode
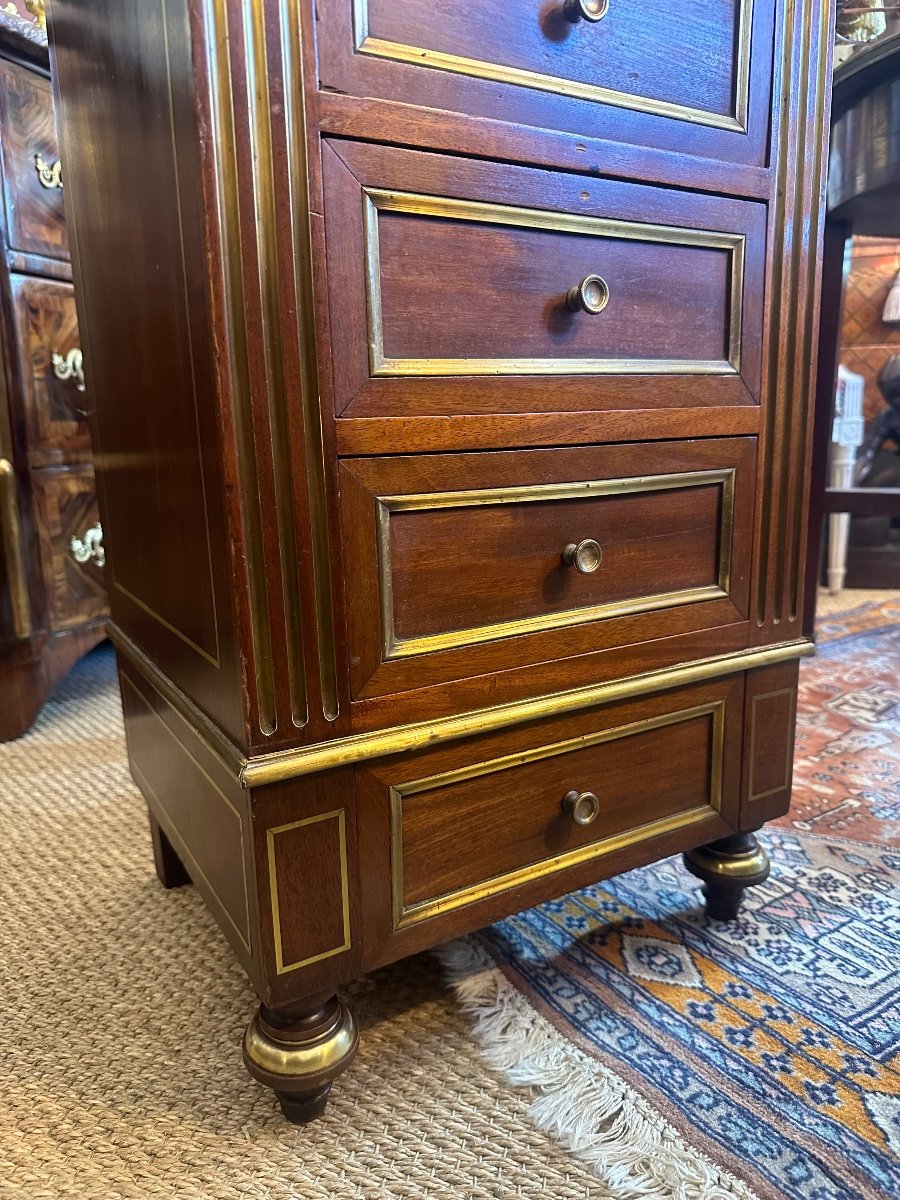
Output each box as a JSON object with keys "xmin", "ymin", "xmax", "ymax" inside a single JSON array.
[
  {"xmin": 48, "ymin": 0, "xmax": 834, "ymax": 1121},
  {"xmin": 0, "ymin": 6, "xmax": 107, "ymax": 741}
]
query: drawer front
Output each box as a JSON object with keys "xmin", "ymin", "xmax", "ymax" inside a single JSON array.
[
  {"xmin": 319, "ymin": 3, "xmax": 776, "ymax": 167},
  {"xmin": 340, "ymin": 438, "xmax": 755, "ymax": 699},
  {"xmin": 323, "ymin": 141, "xmax": 765, "ymax": 418},
  {"xmin": 357, "ymin": 677, "xmax": 742, "ymax": 953},
  {"xmin": 0, "ymin": 61, "xmax": 67, "ymax": 260},
  {"xmin": 31, "ymin": 467, "xmax": 108, "ymax": 632},
  {"xmin": 10, "ymin": 276, "xmax": 88, "ymax": 464}
]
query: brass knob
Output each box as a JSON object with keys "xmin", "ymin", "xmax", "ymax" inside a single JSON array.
[
  {"xmin": 563, "ymin": 0, "xmax": 609, "ymax": 22},
  {"xmin": 562, "ymin": 539, "xmax": 602, "ymax": 574},
  {"xmin": 562, "ymin": 790, "xmax": 600, "ymax": 826},
  {"xmin": 566, "ymin": 274, "xmax": 610, "ymax": 314}
]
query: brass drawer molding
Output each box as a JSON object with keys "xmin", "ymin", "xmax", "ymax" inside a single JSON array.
[
  {"xmin": 33, "ymin": 152, "xmax": 62, "ymax": 189},
  {"xmin": 0, "ymin": 457, "xmax": 31, "ymax": 638},
  {"xmin": 389, "ymin": 700, "xmax": 726, "ymax": 930},
  {"xmin": 51, "ymin": 347, "xmax": 85, "ymax": 392},
  {"xmin": 108, "ymin": 621, "xmax": 815, "ymax": 790},
  {"xmin": 363, "ymin": 189, "xmax": 745, "ymax": 378},
  {"xmin": 70, "ymin": 522, "xmax": 105, "ymax": 568},
  {"xmin": 376, "ymin": 468, "xmax": 736, "ymax": 660},
  {"xmin": 564, "ymin": 0, "xmax": 609, "ymax": 22},
  {"xmin": 352, "ymin": 0, "xmax": 753, "ymax": 132}
]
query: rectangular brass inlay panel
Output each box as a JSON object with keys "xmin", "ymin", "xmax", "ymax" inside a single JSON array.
[
  {"xmin": 376, "ymin": 468, "xmax": 736, "ymax": 660},
  {"xmin": 267, "ymin": 809, "xmax": 351, "ymax": 974},
  {"xmin": 122, "ymin": 673, "xmax": 252, "ymax": 953},
  {"xmin": 748, "ymin": 686, "xmax": 797, "ymax": 801},
  {"xmin": 390, "ymin": 701, "xmax": 726, "ymax": 930},
  {"xmin": 352, "ymin": 1, "xmax": 753, "ymax": 133},
  {"xmin": 363, "ymin": 190, "xmax": 746, "ymax": 379}
]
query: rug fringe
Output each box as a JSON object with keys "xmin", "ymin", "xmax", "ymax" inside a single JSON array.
[{"xmin": 436, "ymin": 938, "xmax": 758, "ymax": 1200}]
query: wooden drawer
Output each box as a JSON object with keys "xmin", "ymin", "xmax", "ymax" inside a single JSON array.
[
  {"xmin": 0, "ymin": 61, "xmax": 67, "ymax": 260},
  {"xmin": 340, "ymin": 438, "xmax": 755, "ymax": 699},
  {"xmin": 318, "ymin": 2, "xmax": 776, "ymax": 168},
  {"xmin": 30, "ymin": 466, "xmax": 107, "ymax": 632},
  {"xmin": 323, "ymin": 141, "xmax": 765, "ymax": 419},
  {"xmin": 9, "ymin": 276, "xmax": 88, "ymax": 465},
  {"xmin": 357, "ymin": 676, "xmax": 742, "ymax": 956}
]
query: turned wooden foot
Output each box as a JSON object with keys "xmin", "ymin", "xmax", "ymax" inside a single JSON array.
[
  {"xmin": 683, "ymin": 831, "xmax": 770, "ymax": 921},
  {"xmin": 148, "ymin": 811, "xmax": 191, "ymax": 888},
  {"xmin": 243, "ymin": 993, "xmax": 359, "ymax": 1123}
]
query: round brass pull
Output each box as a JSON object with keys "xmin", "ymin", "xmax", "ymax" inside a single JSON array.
[
  {"xmin": 563, "ymin": 0, "xmax": 609, "ymax": 22},
  {"xmin": 566, "ymin": 274, "xmax": 610, "ymax": 315},
  {"xmin": 562, "ymin": 539, "xmax": 602, "ymax": 574},
  {"xmin": 562, "ymin": 790, "xmax": 601, "ymax": 826}
]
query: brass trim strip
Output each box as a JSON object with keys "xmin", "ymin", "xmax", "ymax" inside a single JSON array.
[
  {"xmin": 363, "ymin": 190, "xmax": 745, "ymax": 379},
  {"xmin": 281, "ymin": 0, "xmax": 340, "ymax": 722},
  {"xmin": 241, "ymin": 639, "xmax": 814, "ymax": 787},
  {"xmin": 109, "ymin": 622, "xmax": 814, "ymax": 789},
  {"xmin": 0, "ymin": 458, "xmax": 31, "ymax": 639},
  {"xmin": 376, "ymin": 469, "xmax": 735, "ymax": 659},
  {"xmin": 243, "ymin": 0, "xmax": 308, "ymax": 730},
  {"xmin": 205, "ymin": 0, "xmax": 277, "ymax": 731},
  {"xmin": 352, "ymin": 1, "xmax": 753, "ymax": 133},
  {"xmin": 122, "ymin": 675, "xmax": 252, "ymax": 953},
  {"xmin": 748, "ymin": 686, "xmax": 797, "ymax": 802},
  {"xmin": 266, "ymin": 809, "xmax": 351, "ymax": 974},
  {"xmin": 108, "ymin": 623, "xmax": 246, "ymax": 779},
  {"xmin": 390, "ymin": 703, "xmax": 726, "ymax": 929}
]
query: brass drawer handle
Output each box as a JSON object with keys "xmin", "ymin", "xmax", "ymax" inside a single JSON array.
[
  {"xmin": 566, "ymin": 274, "xmax": 610, "ymax": 314},
  {"xmin": 562, "ymin": 538, "xmax": 602, "ymax": 574},
  {"xmin": 562, "ymin": 790, "xmax": 600, "ymax": 826},
  {"xmin": 52, "ymin": 348, "xmax": 86, "ymax": 393},
  {"xmin": 563, "ymin": 0, "xmax": 609, "ymax": 22},
  {"xmin": 70, "ymin": 522, "xmax": 105, "ymax": 569},
  {"xmin": 34, "ymin": 153, "xmax": 63, "ymax": 189},
  {"xmin": 0, "ymin": 457, "xmax": 31, "ymax": 638}
]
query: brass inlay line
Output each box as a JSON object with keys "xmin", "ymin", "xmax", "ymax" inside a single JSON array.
[
  {"xmin": 789, "ymin": 0, "xmax": 832, "ymax": 624},
  {"xmin": 101, "ymin": 4, "xmax": 223, "ymax": 672},
  {"xmin": 110, "ymin": 621, "xmax": 815, "ymax": 789},
  {"xmin": 266, "ymin": 809, "xmax": 351, "ymax": 974},
  {"xmin": 281, "ymin": 0, "xmax": 340, "ymax": 722},
  {"xmin": 363, "ymin": 189, "xmax": 745, "ymax": 379},
  {"xmin": 376, "ymin": 469, "xmax": 736, "ymax": 659},
  {"xmin": 755, "ymin": 0, "xmax": 829, "ymax": 629},
  {"xmin": 122, "ymin": 674, "xmax": 252, "ymax": 953},
  {"xmin": 748, "ymin": 686, "xmax": 797, "ymax": 802},
  {"xmin": 243, "ymin": 0, "xmax": 308, "ymax": 729},
  {"xmin": 390, "ymin": 703, "xmax": 725, "ymax": 929},
  {"xmin": 205, "ymin": 0, "xmax": 277, "ymax": 732},
  {"xmin": 352, "ymin": 1, "xmax": 753, "ymax": 133}
]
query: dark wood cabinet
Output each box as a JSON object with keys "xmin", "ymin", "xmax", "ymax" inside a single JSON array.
[
  {"xmin": 47, "ymin": 0, "xmax": 834, "ymax": 1123},
  {"xmin": 0, "ymin": 11, "xmax": 106, "ymax": 741}
]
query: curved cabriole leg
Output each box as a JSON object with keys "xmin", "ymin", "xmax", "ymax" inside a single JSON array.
[
  {"xmin": 243, "ymin": 992, "xmax": 359, "ymax": 1123},
  {"xmin": 683, "ymin": 831, "xmax": 770, "ymax": 921}
]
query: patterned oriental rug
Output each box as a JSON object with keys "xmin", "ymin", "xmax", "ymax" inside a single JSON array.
[{"xmin": 441, "ymin": 597, "xmax": 900, "ymax": 1200}]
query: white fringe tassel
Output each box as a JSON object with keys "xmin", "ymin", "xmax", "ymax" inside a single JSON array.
[
  {"xmin": 437, "ymin": 938, "xmax": 758, "ymax": 1200},
  {"xmin": 882, "ymin": 272, "xmax": 900, "ymax": 324}
]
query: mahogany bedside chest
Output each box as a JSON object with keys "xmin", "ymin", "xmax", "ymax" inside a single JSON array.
[
  {"xmin": 0, "ymin": 6, "xmax": 107, "ymax": 741},
  {"xmin": 47, "ymin": 0, "xmax": 835, "ymax": 1122}
]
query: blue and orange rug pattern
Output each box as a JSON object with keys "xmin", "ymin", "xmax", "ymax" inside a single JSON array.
[{"xmin": 475, "ymin": 598, "xmax": 900, "ymax": 1199}]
